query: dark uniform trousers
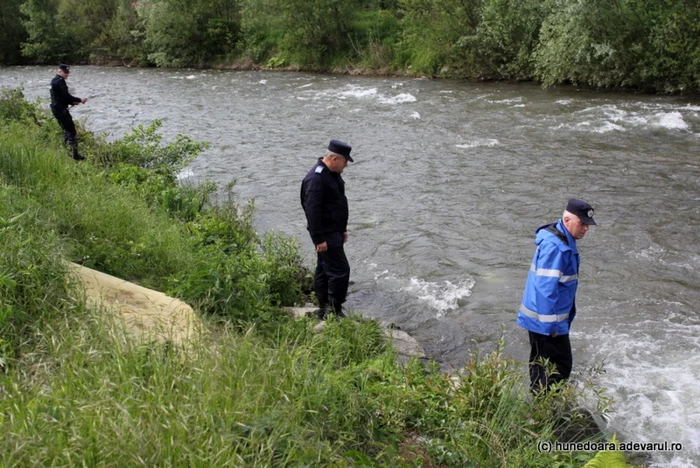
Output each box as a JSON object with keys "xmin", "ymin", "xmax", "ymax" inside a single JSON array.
[
  {"xmin": 528, "ymin": 331, "xmax": 573, "ymax": 392},
  {"xmin": 314, "ymin": 232, "xmax": 350, "ymax": 308},
  {"xmin": 50, "ymin": 105, "xmax": 79, "ymax": 157}
]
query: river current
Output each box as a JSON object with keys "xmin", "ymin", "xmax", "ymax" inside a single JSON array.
[{"xmin": 2, "ymin": 66, "xmax": 699, "ymax": 467}]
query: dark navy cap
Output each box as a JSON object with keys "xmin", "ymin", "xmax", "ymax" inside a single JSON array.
[
  {"xmin": 566, "ymin": 198, "xmax": 596, "ymax": 225},
  {"xmin": 328, "ymin": 139, "xmax": 353, "ymax": 162},
  {"xmin": 58, "ymin": 63, "xmax": 70, "ymax": 73}
]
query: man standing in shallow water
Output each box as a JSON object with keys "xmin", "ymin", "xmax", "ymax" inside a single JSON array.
[
  {"xmin": 300, "ymin": 140, "xmax": 353, "ymax": 320},
  {"xmin": 516, "ymin": 199, "xmax": 597, "ymax": 392},
  {"xmin": 50, "ymin": 64, "xmax": 88, "ymax": 161}
]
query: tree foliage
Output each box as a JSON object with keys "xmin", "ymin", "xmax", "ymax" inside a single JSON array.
[
  {"xmin": 242, "ymin": 0, "xmax": 359, "ymax": 67},
  {"xmin": 91, "ymin": 0, "xmax": 147, "ymax": 65},
  {"xmin": 0, "ymin": 0, "xmax": 28, "ymax": 64},
  {"xmin": 5, "ymin": 0, "xmax": 700, "ymax": 92},
  {"xmin": 142, "ymin": 0, "xmax": 241, "ymax": 68},
  {"xmin": 397, "ymin": 0, "xmax": 483, "ymax": 75},
  {"xmin": 20, "ymin": 0, "xmax": 70, "ymax": 62},
  {"xmin": 461, "ymin": 0, "xmax": 549, "ymax": 79}
]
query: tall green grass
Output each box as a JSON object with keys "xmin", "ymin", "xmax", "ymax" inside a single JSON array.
[
  {"xmin": 0, "ymin": 184, "xmax": 72, "ymax": 360},
  {"xmin": 0, "ymin": 310, "xmax": 607, "ymax": 466}
]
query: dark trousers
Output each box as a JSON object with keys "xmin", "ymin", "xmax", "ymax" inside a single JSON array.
[
  {"xmin": 51, "ymin": 106, "xmax": 79, "ymax": 158},
  {"xmin": 314, "ymin": 232, "xmax": 350, "ymax": 307},
  {"xmin": 528, "ymin": 331, "xmax": 572, "ymax": 392}
]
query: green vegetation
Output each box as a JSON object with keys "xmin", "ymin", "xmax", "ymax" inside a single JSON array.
[
  {"xmin": 2, "ymin": 0, "xmax": 698, "ymax": 92},
  {"xmin": 0, "ymin": 88, "xmax": 622, "ymax": 465}
]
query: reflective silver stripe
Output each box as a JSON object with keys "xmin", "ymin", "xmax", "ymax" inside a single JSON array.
[
  {"xmin": 530, "ymin": 264, "xmax": 561, "ymax": 278},
  {"xmin": 530, "ymin": 264, "xmax": 578, "ymax": 283},
  {"xmin": 560, "ymin": 274, "xmax": 578, "ymax": 283},
  {"xmin": 519, "ymin": 304, "xmax": 569, "ymax": 323}
]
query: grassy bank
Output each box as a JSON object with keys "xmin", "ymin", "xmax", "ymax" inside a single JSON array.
[{"xmin": 0, "ymin": 87, "xmax": 615, "ymax": 466}]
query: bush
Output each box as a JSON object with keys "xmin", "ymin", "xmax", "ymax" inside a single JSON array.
[
  {"xmin": 0, "ymin": 90, "xmax": 308, "ymax": 325},
  {"xmin": 0, "ymin": 88, "xmax": 42, "ymax": 125}
]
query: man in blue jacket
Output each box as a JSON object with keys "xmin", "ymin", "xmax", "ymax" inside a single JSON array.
[
  {"xmin": 300, "ymin": 140, "xmax": 353, "ymax": 319},
  {"xmin": 516, "ymin": 199, "xmax": 596, "ymax": 392},
  {"xmin": 50, "ymin": 64, "xmax": 88, "ymax": 161}
]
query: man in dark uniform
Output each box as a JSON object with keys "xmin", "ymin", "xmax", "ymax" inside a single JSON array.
[
  {"xmin": 50, "ymin": 64, "xmax": 88, "ymax": 161},
  {"xmin": 300, "ymin": 140, "xmax": 354, "ymax": 319}
]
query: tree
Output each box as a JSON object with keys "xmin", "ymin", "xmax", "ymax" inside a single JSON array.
[
  {"xmin": 54, "ymin": 0, "xmax": 120, "ymax": 61},
  {"xmin": 20, "ymin": 0, "xmax": 72, "ymax": 62},
  {"xmin": 397, "ymin": 0, "xmax": 483, "ymax": 75},
  {"xmin": 631, "ymin": 0, "xmax": 700, "ymax": 92},
  {"xmin": 92, "ymin": 0, "xmax": 147, "ymax": 65},
  {"xmin": 458, "ymin": 0, "xmax": 549, "ymax": 79},
  {"xmin": 242, "ymin": 0, "xmax": 358, "ymax": 66},
  {"xmin": 0, "ymin": 0, "xmax": 28, "ymax": 64},
  {"xmin": 143, "ymin": 0, "xmax": 241, "ymax": 67}
]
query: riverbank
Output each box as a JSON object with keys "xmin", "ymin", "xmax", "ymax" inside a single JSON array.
[{"xmin": 0, "ymin": 86, "xmax": 633, "ymax": 466}]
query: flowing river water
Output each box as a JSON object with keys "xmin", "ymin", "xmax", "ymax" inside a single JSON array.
[{"xmin": 2, "ymin": 66, "xmax": 699, "ymax": 467}]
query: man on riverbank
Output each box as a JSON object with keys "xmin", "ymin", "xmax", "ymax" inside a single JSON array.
[
  {"xmin": 50, "ymin": 64, "xmax": 88, "ymax": 161},
  {"xmin": 516, "ymin": 199, "xmax": 596, "ymax": 393},
  {"xmin": 300, "ymin": 140, "xmax": 353, "ymax": 320}
]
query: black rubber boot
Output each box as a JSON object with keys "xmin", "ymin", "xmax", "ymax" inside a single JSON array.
[
  {"xmin": 314, "ymin": 303, "xmax": 330, "ymax": 320},
  {"xmin": 331, "ymin": 301, "xmax": 346, "ymax": 318},
  {"xmin": 69, "ymin": 138, "xmax": 85, "ymax": 161}
]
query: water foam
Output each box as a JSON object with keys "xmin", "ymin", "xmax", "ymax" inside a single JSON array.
[
  {"xmin": 588, "ymin": 300, "xmax": 700, "ymax": 467},
  {"xmin": 378, "ymin": 93, "xmax": 417, "ymax": 104},
  {"xmin": 176, "ymin": 168, "xmax": 195, "ymax": 181},
  {"xmin": 561, "ymin": 104, "xmax": 694, "ymax": 134},
  {"xmin": 486, "ymin": 97, "xmax": 523, "ymax": 104},
  {"xmin": 456, "ymin": 139, "xmax": 500, "ymax": 149},
  {"xmin": 333, "ymin": 85, "xmax": 416, "ymax": 105},
  {"xmin": 591, "ymin": 121, "xmax": 626, "ymax": 133},
  {"xmin": 650, "ymin": 111, "xmax": 689, "ymax": 130},
  {"xmin": 338, "ymin": 86, "xmax": 378, "ymax": 99},
  {"xmin": 400, "ymin": 277, "xmax": 475, "ymax": 316}
]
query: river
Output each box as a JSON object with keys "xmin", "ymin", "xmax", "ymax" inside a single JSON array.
[{"xmin": 2, "ymin": 66, "xmax": 699, "ymax": 467}]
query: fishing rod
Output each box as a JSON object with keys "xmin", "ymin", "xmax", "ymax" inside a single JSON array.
[{"xmin": 69, "ymin": 94, "xmax": 102, "ymax": 107}]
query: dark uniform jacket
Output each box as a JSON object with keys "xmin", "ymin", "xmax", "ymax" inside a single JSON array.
[
  {"xmin": 50, "ymin": 75, "xmax": 81, "ymax": 109},
  {"xmin": 300, "ymin": 159, "xmax": 349, "ymax": 245}
]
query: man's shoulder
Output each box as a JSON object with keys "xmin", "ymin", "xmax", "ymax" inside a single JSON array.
[
  {"xmin": 304, "ymin": 162, "xmax": 327, "ymax": 178},
  {"xmin": 536, "ymin": 233, "xmax": 571, "ymax": 256},
  {"xmin": 51, "ymin": 75, "xmax": 64, "ymax": 85},
  {"xmin": 535, "ymin": 224, "xmax": 571, "ymax": 249}
]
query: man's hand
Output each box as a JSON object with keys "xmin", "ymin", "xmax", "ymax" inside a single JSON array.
[
  {"xmin": 343, "ymin": 232, "xmax": 348, "ymax": 244},
  {"xmin": 80, "ymin": 97, "xmax": 88, "ymax": 104},
  {"xmin": 315, "ymin": 242, "xmax": 327, "ymax": 253}
]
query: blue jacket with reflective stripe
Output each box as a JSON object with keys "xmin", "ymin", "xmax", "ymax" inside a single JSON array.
[{"xmin": 516, "ymin": 220, "xmax": 580, "ymax": 336}]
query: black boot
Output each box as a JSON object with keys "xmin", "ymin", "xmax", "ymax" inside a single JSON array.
[
  {"xmin": 330, "ymin": 301, "xmax": 346, "ymax": 318},
  {"xmin": 69, "ymin": 138, "xmax": 85, "ymax": 161},
  {"xmin": 71, "ymin": 147, "xmax": 85, "ymax": 161},
  {"xmin": 313, "ymin": 302, "xmax": 330, "ymax": 320}
]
